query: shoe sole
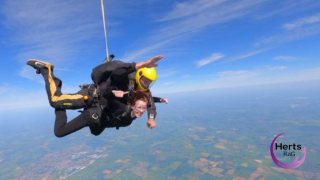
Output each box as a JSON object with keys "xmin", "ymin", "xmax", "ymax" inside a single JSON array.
[{"xmin": 27, "ymin": 59, "xmax": 54, "ymax": 68}]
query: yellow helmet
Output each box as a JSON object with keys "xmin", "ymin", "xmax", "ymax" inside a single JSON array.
[{"xmin": 135, "ymin": 67, "xmax": 157, "ymax": 91}]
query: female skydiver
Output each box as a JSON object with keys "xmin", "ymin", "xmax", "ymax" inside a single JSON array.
[{"xmin": 54, "ymin": 90, "xmax": 150, "ymax": 137}]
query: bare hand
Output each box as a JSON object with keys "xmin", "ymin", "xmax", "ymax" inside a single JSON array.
[
  {"xmin": 161, "ymin": 98, "xmax": 169, "ymax": 104},
  {"xmin": 147, "ymin": 118, "xmax": 157, "ymax": 129},
  {"xmin": 144, "ymin": 55, "xmax": 163, "ymax": 68},
  {"xmin": 112, "ymin": 90, "xmax": 128, "ymax": 98}
]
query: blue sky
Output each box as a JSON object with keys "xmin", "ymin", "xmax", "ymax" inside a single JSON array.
[{"xmin": 1, "ymin": 0, "xmax": 320, "ymax": 111}]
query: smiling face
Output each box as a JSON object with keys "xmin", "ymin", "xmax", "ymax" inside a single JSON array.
[
  {"xmin": 131, "ymin": 100, "xmax": 147, "ymax": 118},
  {"xmin": 129, "ymin": 90, "xmax": 150, "ymax": 118}
]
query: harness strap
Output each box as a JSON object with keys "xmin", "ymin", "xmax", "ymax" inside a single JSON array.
[
  {"xmin": 115, "ymin": 104, "xmax": 131, "ymax": 121},
  {"xmin": 128, "ymin": 73, "xmax": 135, "ymax": 90},
  {"xmin": 108, "ymin": 72, "xmax": 135, "ymax": 129},
  {"xmin": 80, "ymin": 84, "xmax": 103, "ymax": 125},
  {"xmin": 127, "ymin": 72, "xmax": 136, "ymax": 102},
  {"xmin": 113, "ymin": 104, "xmax": 131, "ymax": 130}
]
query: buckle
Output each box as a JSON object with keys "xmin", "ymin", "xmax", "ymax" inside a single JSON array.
[{"xmin": 92, "ymin": 113, "xmax": 99, "ymax": 120}]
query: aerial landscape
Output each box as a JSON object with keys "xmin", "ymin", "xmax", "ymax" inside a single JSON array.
[
  {"xmin": 1, "ymin": 0, "xmax": 320, "ymax": 179},
  {"xmin": 1, "ymin": 82, "xmax": 319, "ymax": 180}
]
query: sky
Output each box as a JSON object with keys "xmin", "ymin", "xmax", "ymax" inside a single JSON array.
[{"xmin": 1, "ymin": 0, "xmax": 320, "ymax": 112}]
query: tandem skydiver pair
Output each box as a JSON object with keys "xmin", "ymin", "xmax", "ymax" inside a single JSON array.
[{"xmin": 27, "ymin": 55, "xmax": 168, "ymax": 137}]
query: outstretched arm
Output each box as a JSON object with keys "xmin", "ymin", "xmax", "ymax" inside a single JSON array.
[
  {"xmin": 135, "ymin": 55, "xmax": 163, "ymax": 69},
  {"xmin": 153, "ymin": 97, "xmax": 169, "ymax": 104},
  {"xmin": 147, "ymin": 96, "xmax": 169, "ymax": 129},
  {"xmin": 146, "ymin": 90, "xmax": 157, "ymax": 129},
  {"xmin": 109, "ymin": 55, "xmax": 164, "ymax": 88}
]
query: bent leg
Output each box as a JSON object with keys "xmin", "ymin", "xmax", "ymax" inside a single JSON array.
[
  {"xmin": 40, "ymin": 67, "xmax": 87, "ymax": 109},
  {"xmin": 54, "ymin": 109, "xmax": 90, "ymax": 137}
]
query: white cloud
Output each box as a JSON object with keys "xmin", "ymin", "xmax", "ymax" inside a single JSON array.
[
  {"xmin": 267, "ymin": 66, "xmax": 287, "ymax": 70},
  {"xmin": 273, "ymin": 56, "xmax": 297, "ymax": 61},
  {"xmin": 1, "ymin": 0, "xmax": 144, "ymax": 67},
  {"xmin": 121, "ymin": 38, "xmax": 176, "ymax": 62},
  {"xmin": 197, "ymin": 53, "xmax": 224, "ymax": 67},
  {"xmin": 124, "ymin": 0, "xmax": 268, "ymax": 60},
  {"xmin": 255, "ymin": 24, "xmax": 320, "ymax": 46},
  {"xmin": 282, "ymin": 13, "xmax": 320, "ymax": 31},
  {"xmin": 1, "ymin": 0, "xmax": 104, "ymax": 64},
  {"xmin": 152, "ymin": 0, "xmax": 266, "ymax": 42},
  {"xmin": 158, "ymin": 0, "xmax": 228, "ymax": 22},
  {"xmin": 123, "ymin": 0, "xmax": 320, "ymax": 63},
  {"xmin": 222, "ymin": 48, "xmax": 271, "ymax": 63},
  {"xmin": 20, "ymin": 66, "xmax": 45, "ymax": 84},
  {"xmin": 255, "ymin": 0, "xmax": 320, "ymax": 19},
  {"xmin": 255, "ymin": 13, "xmax": 320, "ymax": 46}
]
